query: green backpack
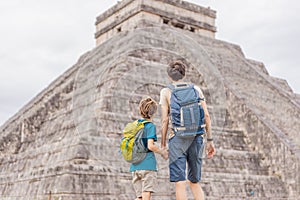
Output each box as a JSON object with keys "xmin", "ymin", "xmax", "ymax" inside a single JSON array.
[{"xmin": 120, "ymin": 120, "xmax": 150, "ymax": 164}]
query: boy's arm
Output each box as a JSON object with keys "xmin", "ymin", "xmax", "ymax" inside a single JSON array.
[{"xmin": 148, "ymin": 139, "xmax": 168, "ymax": 160}]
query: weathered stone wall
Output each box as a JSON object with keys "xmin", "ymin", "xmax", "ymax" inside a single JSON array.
[
  {"xmin": 0, "ymin": 65, "xmax": 79, "ymax": 199},
  {"xmin": 185, "ymin": 29, "xmax": 300, "ymax": 151},
  {"xmin": 183, "ymin": 28, "xmax": 300, "ymax": 198},
  {"xmin": 95, "ymin": 0, "xmax": 216, "ymax": 45},
  {"xmin": 226, "ymin": 91, "xmax": 299, "ymax": 198}
]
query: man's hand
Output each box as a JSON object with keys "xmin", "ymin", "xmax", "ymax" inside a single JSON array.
[
  {"xmin": 148, "ymin": 139, "xmax": 169, "ymax": 160},
  {"xmin": 206, "ymin": 142, "xmax": 215, "ymax": 159}
]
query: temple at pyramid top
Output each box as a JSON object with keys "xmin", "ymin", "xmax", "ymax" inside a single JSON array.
[{"xmin": 95, "ymin": 0, "xmax": 217, "ymax": 45}]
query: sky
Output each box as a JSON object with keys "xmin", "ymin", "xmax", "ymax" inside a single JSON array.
[{"xmin": 0, "ymin": 0, "xmax": 299, "ymax": 126}]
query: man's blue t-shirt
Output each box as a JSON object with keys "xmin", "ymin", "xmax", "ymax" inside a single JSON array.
[{"xmin": 130, "ymin": 119, "xmax": 157, "ymax": 172}]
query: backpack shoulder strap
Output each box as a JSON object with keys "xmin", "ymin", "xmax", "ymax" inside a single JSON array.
[
  {"xmin": 188, "ymin": 83, "xmax": 194, "ymax": 88},
  {"xmin": 191, "ymin": 84, "xmax": 205, "ymax": 101},
  {"xmin": 138, "ymin": 119, "xmax": 151, "ymax": 125},
  {"xmin": 167, "ymin": 83, "xmax": 191, "ymax": 91},
  {"xmin": 167, "ymin": 84, "xmax": 175, "ymax": 91}
]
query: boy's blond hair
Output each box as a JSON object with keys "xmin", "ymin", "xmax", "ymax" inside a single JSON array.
[{"xmin": 139, "ymin": 97, "xmax": 157, "ymax": 119}]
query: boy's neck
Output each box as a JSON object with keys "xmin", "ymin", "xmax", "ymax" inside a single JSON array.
[{"xmin": 143, "ymin": 118, "xmax": 152, "ymax": 121}]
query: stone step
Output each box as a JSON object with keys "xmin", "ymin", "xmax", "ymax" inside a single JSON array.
[
  {"xmin": 210, "ymin": 115, "xmax": 232, "ymax": 128},
  {"xmin": 0, "ymin": 159, "xmax": 285, "ymax": 200},
  {"xmin": 59, "ymin": 134, "xmax": 267, "ymax": 176},
  {"xmin": 211, "ymin": 127, "xmax": 251, "ymax": 151},
  {"xmin": 92, "ymin": 110, "xmax": 252, "ymax": 151},
  {"xmin": 199, "ymin": 172, "xmax": 288, "ymax": 199},
  {"xmin": 203, "ymin": 149, "xmax": 268, "ymax": 175},
  {"xmin": 148, "ymin": 171, "xmax": 288, "ymax": 199}
]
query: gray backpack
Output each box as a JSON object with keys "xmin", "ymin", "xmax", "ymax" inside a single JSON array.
[
  {"xmin": 168, "ymin": 83, "xmax": 206, "ymax": 137},
  {"xmin": 120, "ymin": 120, "xmax": 149, "ymax": 164}
]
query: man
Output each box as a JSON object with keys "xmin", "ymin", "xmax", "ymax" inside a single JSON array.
[{"xmin": 159, "ymin": 60, "xmax": 215, "ymax": 200}]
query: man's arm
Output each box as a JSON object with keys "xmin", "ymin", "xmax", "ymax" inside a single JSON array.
[
  {"xmin": 201, "ymin": 100, "xmax": 212, "ymax": 138},
  {"xmin": 160, "ymin": 104, "xmax": 169, "ymax": 148},
  {"xmin": 201, "ymin": 100, "xmax": 215, "ymax": 158}
]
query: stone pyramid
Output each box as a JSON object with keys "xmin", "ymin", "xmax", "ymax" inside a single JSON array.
[{"xmin": 0, "ymin": 0, "xmax": 299, "ymax": 199}]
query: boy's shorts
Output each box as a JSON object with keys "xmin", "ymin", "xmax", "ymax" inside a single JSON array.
[
  {"xmin": 169, "ymin": 135, "xmax": 204, "ymax": 183},
  {"xmin": 132, "ymin": 170, "xmax": 157, "ymax": 198}
]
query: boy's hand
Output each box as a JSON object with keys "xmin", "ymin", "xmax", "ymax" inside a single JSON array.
[{"xmin": 160, "ymin": 148, "xmax": 169, "ymax": 160}]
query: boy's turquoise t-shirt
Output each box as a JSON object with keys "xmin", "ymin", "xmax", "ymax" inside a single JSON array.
[{"xmin": 130, "ymin": 119, "xmax": 158, "ymax": 172}]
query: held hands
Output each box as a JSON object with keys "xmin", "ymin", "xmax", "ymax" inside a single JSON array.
[
  {"xmin": 160, "ymin": 147, "xmax": 169, "ymax": 160},
  {"xmin": 206, "ymin": 141, "xmax": 216, "ymax": 159}
]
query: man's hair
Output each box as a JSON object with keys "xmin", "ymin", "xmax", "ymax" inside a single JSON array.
[
  {"xmin": 167, "ymin": 60, "xmax": 186, "ymax": 81},
  {"xmin": 139, "ymin": 97, "xmax": 157, "ymax": 119}
]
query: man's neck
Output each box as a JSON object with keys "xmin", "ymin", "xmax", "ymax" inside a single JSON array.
[{"xmin": 172, "ymin": 80, "xmax": 185, "ymax": 84}]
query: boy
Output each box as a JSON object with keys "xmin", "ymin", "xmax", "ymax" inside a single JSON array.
[{"xmin": 130, "ymin": 97, "xmax": 168, "ymax": 200}]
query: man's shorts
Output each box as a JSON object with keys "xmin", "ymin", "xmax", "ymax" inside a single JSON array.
[
  {"xmin": 132, "ymin": 170, "xmax": 157, "ymax": 198},
  {"xmin": 169, "ymin": 135, "xmax": 204, "ymax": 183}
]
